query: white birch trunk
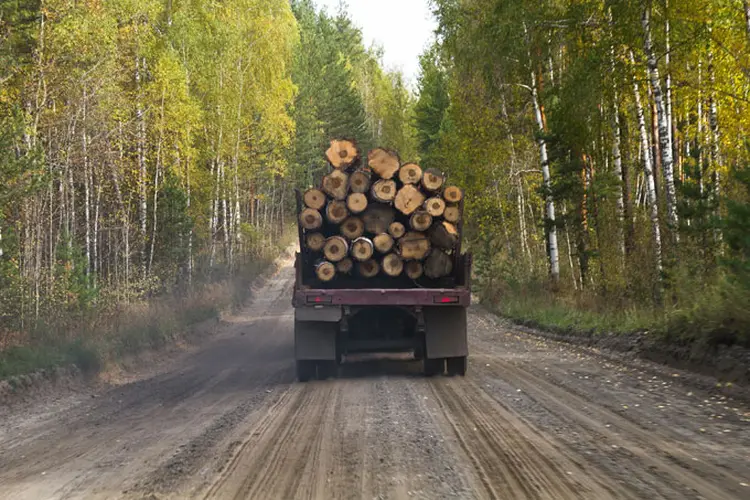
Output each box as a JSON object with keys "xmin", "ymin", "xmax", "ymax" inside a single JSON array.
[
  {"xmin": 630, "ymin": 50, "xmax": 663, "ymax": 275},
  {"xmin": 610, "ymin": 44, "xmax": 626, "ymax": 260},
  {"xmin": 642, "ymin": 7, "xmax": 678, "ymax": 234},
  {"xmin": 708, "ymin": 42, "xmax": 722, "ymax": 243},
  {"xmin": 744, "ymin": 1, "xmax": 750, "ymax": 42},
  {"xmin": 148, "ymin": 89, "xmax": 166, "ymax": 274},
  {"xmin": 82, "ymin": 86, "xmax": 91, "ymax": 280},
  {"xmin": 665, "ymin": 1, "xmax": 675, "ymax": 164},
  {"xmin": 136, "ymin": 55, "xmax": 148, "ymax": 279}
]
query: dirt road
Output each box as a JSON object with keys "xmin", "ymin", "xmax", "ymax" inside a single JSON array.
[{"xmin": 1, "ymin": 256, "xmax": 748, "ymax": 500}]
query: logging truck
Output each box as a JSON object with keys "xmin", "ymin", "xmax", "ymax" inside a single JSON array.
[{"xmin": 292, "ymin": 139, "xmax": 471, "ymax": 381}]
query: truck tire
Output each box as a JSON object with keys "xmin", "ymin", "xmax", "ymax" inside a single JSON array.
[
  {"xmin": 297, "ymin": 360, "xmax": 316, "ymax": 382},
  {"xmin": 317, "ymin": 360, "xmax": 338, "ymax": 380},
  {"xmin": 424, "ymin": 358, "xmax": 445, "ymax": 377},
  {"xmin": 446, "ymin": 356, "xmax": 467, "ymax": 376}
]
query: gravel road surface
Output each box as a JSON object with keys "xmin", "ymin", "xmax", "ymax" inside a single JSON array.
[{"xmin": 1, "ymin": 255, "xmax": 748, "ymax": 499}]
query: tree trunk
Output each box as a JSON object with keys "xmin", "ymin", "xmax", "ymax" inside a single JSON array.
[
  {"xmin": 382, "ymin": 253, "xmax": 404, "ymax": 277},
  {"xmin": 346, "ymin": 193, "xmax": 368, "ymax": 214},
  {"xmin": 399, "ymin": 163, "xmax": 423, "ymax": 185},
  {"xmin": 421, "ymin": 168, "xmax": 444, "ymax": 192},
  {"xmin": 744, "ymin": 0, "xmax": 750, "ymax": 43},
  {"xmin": 351, "ymin": 237, "xmax": 375, "ymax": 262},
  {"xmin": 611, "ymin": 82, "xmax": 626, "ymax": 261},
  {"xmin": 443, "ymin": 186, "xmax": 463, "ymax": 204},
  {"xmin": 341, "ymin": 216, "xmax": 365, "ymax": 240},
  {"xmin": 367, "ymin": 148, "xmax": 400, "ymax": 179},
  {"xmin": 630, "ymin": 50, "xmax": 664, "ymax": 277},
  {"xmin": 424, "ymin": 197, "xmax": 446, "ymax": 217},
  {"xmin": 708, "ymin": 41, "xmax": 722, "ymax": 243},
  {"xmin": 303, "ymin": 188, "xmax": 326, "ymax": 210},
  {"xmin": 323, "ymin": 236, "xmax": 348, "ymax": 262},
  {"xmin": 315, "ymin": 261, "xmax": 336, "ymax": 282},
  {"xmin": 643, "ymin": 6, "xmax": 678, "ymax": 233},
  {"xmin": 394, "ymin": 185, "xmax": 426, "ymax": 215},
  {"xmin": 326, "ymin": 139, "xmax": 360, "ymax": 169},
  {"xmin": 373, "ymin": 233, "xmax": 394, "ymax": 254},
  {"xmin": 325, "ymin": 200, "xmax": 348, "ymax": 224},
  {"xmin": 371, "ymin": 179, "xmax": 397, "ymax": 203},
  {"xmin": 299, "ymin": 208, "xmax": 323, "ymax": 230},
  {"xmin": 136, "ymin": 55, "xmax": 148, "ymax": 279},
  {"xmin": 409, "ymin": 211, "xmax": 433, "ymax": 232},
  {"xmin": 322, "ymin": 170, "xmax": 349, "ymax": 200}
]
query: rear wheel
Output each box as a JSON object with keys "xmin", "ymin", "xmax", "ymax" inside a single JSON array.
[
  {"xmin": 446, "ymin": 356, "xmax": 467, "ymax": 376},
  {"xmin": 424, "ymin": 358, "xmax": 445, "ymax": 377},
  {"xmin": 296, "ymin": 361, "xmax": 316, "ymax": 382},
  {"xmin": 316, "ymin": 360, "xmax": 338, "ymax": 380}
]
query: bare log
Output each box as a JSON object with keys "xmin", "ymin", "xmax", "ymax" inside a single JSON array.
[
  {"xmin": 367, "ymin": 148, "xmax": 400, "ymax": 179},
  {"xmin": 371, "ymin": 179, "xmax": 397, "ymax": 203},
  {"xmin": 443, "ymin": 205, "xmax": 461, "ymax": 224},
  {"xmin": 358, "ymin": 259, "xmax": 380, "ymax": 278},
  {"xmin": 388, "ymin": 222, "xmax": 406, "ymax": 239},
  {"xmin": 340, "ymin": 216, "xmax": 365, "ymax": 240},
  {"xmin": 326, "ymin": 138, "xmax": 359, "ymax": 169},
  {"xmin": 351, "ymin": 237, "xmax": 375, "ymax": 262},
  {"xmin": 303, "ymin": 188, "xmax": 326, "ymax": 210},
  {"xmin": 405, "ymin": 260, "xmax": 424, "ymax": 280},
  {"xmin": 349, "ymin": 170, "xmax": 371, "ymax": 193},
  {"xmin": 424, "ymin": 249, "xmax": 453, "ymax": 279},
  {"xmin": 305, "ymin": 232, "xmax": 325, "ymax": 251},
  {"xmin": 322, "ymin": 169, "xmax": 349, "ymax": 200},
  {"xmin": 323, "ymin": 236, "xmax": 348, "ymax": 262},
  {"xmin": 421, "ymin": 168, "xmax": 444, "ymax": 192},
  {"xmin": 398, "ymin": 232, "xmax": 431, "ymax": 260},
  {"xmin": 326, "ymin": 200, "xmax": 349, "ymax": 224},
  {"xmin": 394, "ymin": 184, "xmax": 426, "ymax": 216},
  {"xmin": 336, "ymin": 257, "xmax": 354, "ymax": 274},
  {"xmin": 443, "ymin": 185, "xmax": 463, "ymax": 204},
  {"xmin": 347, "ymin": 192, "xmax": 368, "ymax": 214},
  {"xmin": 299, "ymin": 208, "xmax": 323, "ymax": 230},
  {"xmin": 382, "ymin": 254, "xmax": 404, "ymax": 277},
  {"xmin": 424, "ymin": 197, "xmax": 446, "ymax": 217},
  {"xmin": 315, "ymin": 260, "xmax": 337, "ymax": 282},
  {"xmin": 429, "ymin": 221, "xmax": 459, "ymax": 249},
  {"xmin": 399, "ymin": 163, "xmax": 423, "ymax": 185},
  {"xmin": 373, "ymin": 233, "xmax": 394, "ymax": 253},
  {"xmin": 363, "ymin": 204, "xmax": 396, "ymax": 234},
  {"xmin": 410, "ymin": 211, "xmax": 433, "ymax": 232}
]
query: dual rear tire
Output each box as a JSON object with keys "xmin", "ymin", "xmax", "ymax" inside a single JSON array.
[
  {"xmin": 296, "ymin": 360, "xmax": 338, "ymax": 382},
  {"xmin": 424, "ymin": 356, "xmax": 467, "ymax": 377}
]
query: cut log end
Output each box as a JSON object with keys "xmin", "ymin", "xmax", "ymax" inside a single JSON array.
[
  {"xmin": 424, "ymin": 197, "xmax": 446, "ymax": 217},
  {"xmin": 443, "ymin": 185, "xmax": 463, "ymax": 204},
  {"xmin": 429, "ymin": 221, "xmax": 459, "ymax": 249},
  {"xmin": 405, "ymin": 260, "xmax": 424, "ymax": 280},
  {"xmin": 372, "ymin": 179, "xmax": 397, "ymax": 203},
  {"xmin": 424, "ymin": 249, "xmax": 453, "ymax": 279},
  {"xmin": 395, "ymin": 184, "xmax": 426, "ymax": 216},
  {"xmin": 303, "ymin": 188, "xmax": 326, "ymax": 210},
  {"xmin": 326, "ymin": 200, "xmax": 349, "ymax": 224},
  {"xmin": 373, "ymin": 233, "xmax": 394, "ymax": 254},
  {"xmin": 322, "ymin": 170, "xmax": 349, "ymax": 200},
  {"xmin": 347, "ymin": 192, "xmax": 368, "ymax": 214},
  {"xmin": 299, "ymin": 208, "xmax": 323, "ymax": 230},
  {"xmin": 399, "ymin": 163, "xmax": 423, "ymax": 185},
  {"xmin": 398, "ymin": 232, "xmax": 431, "ymax": 260},
  {"xmin": 443, "ymin": 205, "xmax": 460, "ymax": 223},
  {"xmin": 349, "ymin": 170, "xmax": 371, "ymax": 193},
  {"xmin": 363, "ymin": 204, "xmax": 396, "ymax": 235},
  {"xmin": 422, "ymin": 168, "xmax": 445, "ymax": 192},
  {"xmin": 351, "ymin": 237, "xmax": 375, "ymax": 262},
  {"xmin": 367, "ymin": 148, "xmax": 401, "ymax": 180},
  {"xmin": 336, "ymin": 257, "xmax": 354, "ymax": 274},
  {"xmin": 323, "ymin": 236, "xmax": 348, "ymax": 263},
  {"xmin": 382, "ymin": 254, "xmax": 404, "ymax": 277},
  {"xmin": 388, "ymin": 222, "xmax": 406, "ymax": 239},
  {"xmin": 358, "ymin": 259, "xmax": 380, "ymax": 278},
  {"xmin": 305, "ymin": 232, "xmax": 326, "ymax": 252},
  {"xmin": 340, "ymin": 216, "xmax": 365, "ymax": 240},
  {"xmin": 410, "ymin": 211, "xmax": 433, "ymax": 232},
  {"xmin": 326, "ymin": 139, "xmax": 359, "ymax": 169},
  {"xmin": 316, "ymin": 261, "xmax": 336, "ymax": 282}
]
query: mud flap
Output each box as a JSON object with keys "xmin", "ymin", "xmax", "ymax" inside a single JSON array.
[
  {"xmin": 294, "ymin": 313, "xmax": 338, "ymax": 361},
  {"xmin": 423, "ymin": 306, "xmax": 468, "ymax": 359}
]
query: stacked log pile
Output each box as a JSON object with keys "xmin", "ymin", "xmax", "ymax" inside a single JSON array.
[{"xmin": 299, "ymin": 139, "xmax": 463, "ymax": 284}]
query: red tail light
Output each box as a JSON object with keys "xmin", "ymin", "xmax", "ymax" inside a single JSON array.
[
  {"xmin": 434, "ymin": 295, "xmax": 459, "ymax": 304},
  {"xmin": 306, "ymin": 295, "xmax": 333, "ymax": 304}
]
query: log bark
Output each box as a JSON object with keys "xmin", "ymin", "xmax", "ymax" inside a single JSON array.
[
  {"xmin": 424, "ymin": 249, "xmax": 453, "ymax": 279},
  {"xmin": 326, "ymin": 138, "xmax": 359, "ymax": 169},
  {"xmin": 315, "ymin": 260, "xmax": 336, "ymax": 282},
  {"xmin": 382, "ymin": 254, "xmax": 404, "ymax": 277},
  {"xmin": 299, "ymin": 208, "xmax": 323, "ymax": 230},
  {"xmin": 358, "ymin": 259, "xmax": 380, "ymax": 278},
  {"xmin": 442, "ymin": 186, "xmax": 463, "ymax": 204},
  {"xmin": 398, "ymin": 232, "xmax": 431, "ymax": 260},
  {"xmin": 347, "ymin": 192, "xmax": 368, "ymax": 214},
  {"xmin": 305, "ymin": 232, "xmax": 325, "ymax": 251},
  {"xmin": 340, "ymin": 216, "xmax": 365, "ymax": 240},
  {"xmin": 430, "ymin": 221, "xmax": 458, "ymax": 249},
  {"xmin": 351, "ymin": 237, "xmax": 375, "ymax": 262},
  {"xmin": 363, "ymin": 204, "xmax": 396, "ymax": 234},
  {"xmin": 394, "ymin": 185, "xmax": 426, "ymax": 216},
  {"xmin": 424, "ymin": 197, "xmax": 446, "ymax": 217},
  {"xmin": 367, "ymin": 148, "xmax": 400, "ymax": 179},
  {"xmin": 373, "ymin": 233, "xmax": 394, "ymax": 253},
  {"xmin": 349, "ymin": 170, "xmax": 371, "ymax": 193},
  {"xmin": 443, "ymin": 205, "xmax": 460, "ymax": 224},
  {"xmin": 371, "ymin": 179, "xmax": 397, "ymax": 203},
  {"xmin": 326, "ymin": 200, "xmax": 349, "ymax": 224},
  {"xmin": 410, "ymin": 211, "xmax": 433, "ymax": 232},
  {"xmin": 336, "ymin": 257, "xmax": 354, "ymax": 274},
  {"xmin": 405, "ymin": 260, "xmax": 424, "ymax": 279},
  {"xmin": 323, "ymin": 236, "xmax": 348, "ymax": 262},
  {"xmin": 388, "ymin": 222, "xmax": 406, "ymax": 239},
  {"xmin": 303, "ymin": 188, "xmax": 326, "ymax": 210},
  {"xmin": 421, "ymin": 168, "xmax": 444, "ymax": 192},
  {"xmin": 322, "ymin": 169, "xmax": 349, "ymax": 200},
  {"xmin": 399, "ymin": 163, "xmax": 423, "ymax": 185}
]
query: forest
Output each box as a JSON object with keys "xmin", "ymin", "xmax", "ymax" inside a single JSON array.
[{"xmin": 1, "ymin": 0, "xmax": 749, "ymax": 375}]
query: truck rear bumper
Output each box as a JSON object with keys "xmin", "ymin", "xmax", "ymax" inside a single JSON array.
[{"xmin": 293, "ymin": 288, "xmax": 471, "ymax": 307}]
